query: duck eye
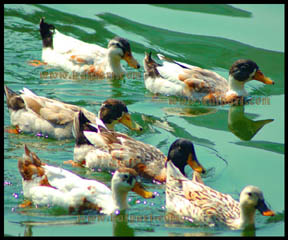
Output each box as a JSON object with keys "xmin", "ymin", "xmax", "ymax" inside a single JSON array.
[{"xmin": 247, "ymin": 192, "xmax": 252, "ymax": 197}]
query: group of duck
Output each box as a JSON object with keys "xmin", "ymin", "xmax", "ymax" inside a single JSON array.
[{"xmin": 4, "ymin": 17, "xmax": 275, "ymax": 231}]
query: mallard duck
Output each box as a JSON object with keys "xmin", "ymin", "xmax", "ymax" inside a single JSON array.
[
  {"xmin": 166, "ymin": 157, "xmax": 275, "ymax": 229},
  {"xmin": 72, "ymin": 112, "xmax": 206, "ymax": 183},
  {"xmin": 4, "ymin": 85, "xmax": 142, "ymax": 140},
  {"xmin": 31, "ymin": 17, "xmax": 140, "ymax": 79},
  {"xmin": 18, "ymin": 145, "xmax": 154, "ymax": 214},
  {"xmin": 143, "ymin": 52, "xmax": 274, "ymax": 104}
]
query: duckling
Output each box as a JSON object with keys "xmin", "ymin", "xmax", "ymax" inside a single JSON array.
[
  {"xmin": 18, "ymin": 145, "xmax": 154, "ymax": 214},
  {"xmin": 4, "ymin": 85, "xmax": 142, "ymax": 139},
  {"xmin": 143, "ymin": 52, "xmax": 274, "ymax": 104}
]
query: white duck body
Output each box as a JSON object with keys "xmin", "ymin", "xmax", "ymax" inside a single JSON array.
[
  {"xmin": 39, "ymin": 18, "xmax": 140, "ymax": 79},
  {"xmin": 19, "ymin": 146, "xmax": 154, "ymax": 214},
  {"xmin": 42, "ymin": 30, "xmax": 114, "ymax": 74},
  {"xmin": 4, "ymin": 86, "xmax": 95, "ymax": 139},
  {"xmin": 144, "ymin": 53, "xmax": 228, "ymax": 100},
  {"xmin": 22, "ymin": 164, "xmax": 113, "ymax": 213}
]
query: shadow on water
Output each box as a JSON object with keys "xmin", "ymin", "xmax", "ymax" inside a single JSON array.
[{"xmin": 151, "ymin": 4, "xmax": 252, "ymax": 17}]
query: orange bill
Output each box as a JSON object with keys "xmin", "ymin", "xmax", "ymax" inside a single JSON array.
[
  {"xmin": 123, "ymin": 52, "xmax": 140, "ymax": 69},
  {"xmin": 132, "ymin": 182, "xmax": 155, "ymax": 199},
  {"xmin": 262, "ymin": 210, "xmax": 275, "ymax": 216},
  {"xmin": 119, "ymin": 113, "xmax": 143, "ymax": 131},
  {"xmin": 253, "ymin": 69, "xmax": 274, "ymax": 85},
  {"xmin": 257, "ymin": 198, "xmax": 275, "ymax": 217},
  {"xmin": 187, "ymin": 153, "xmax": 206, "ymax": 174}
]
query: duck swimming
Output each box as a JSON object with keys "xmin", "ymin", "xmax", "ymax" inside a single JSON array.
[
  {"xmin": 31, "ymin": 17, "xmax": 140, "ymax": 79},
  {"xmin": 143, "ymin": 52, "xmax": 274, "ymax": 104},
  {"xmin": 165, "ymin": 146, "xmax": 275, "ymax": 229},
  {"xmin": 72, "ymin": 112, "xmax": 205, "ymax": 183},
  {"xmin": 18, "ymin": 145, "xmax": 154, "ymax": 214},
  {"xmin": 4, "ymin": 85, "xmax": 142, "ymax": 140}
]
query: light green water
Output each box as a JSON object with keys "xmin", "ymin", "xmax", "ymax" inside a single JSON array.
[{"xmin": 4, "ymin": 4, "xmax": 284, "ymax": 236}]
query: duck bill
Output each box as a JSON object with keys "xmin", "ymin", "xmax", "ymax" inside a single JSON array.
[
  {"xmin": 253, "ymin": 70, "xmax": 274, "ymax": 85},
  {"xmin": 256, "ymin": 199, "xmax": 275, "ymax": 216},
  {"xmin": 187, "ymin": 153, "xmax": 206, "ymax": 174},
  {"xmin": 132, "ymin": 182, "xmax": 154, "ymax": 198},
  {"xmin": 123, "ymin": 52, "xmax": 140, "ymax": 69},
  {"xmin": 119, "ymin": 113, "xmax": 142, "ymax": 131}
]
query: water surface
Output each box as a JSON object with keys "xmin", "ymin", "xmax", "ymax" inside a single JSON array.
[{"xmin": 4, "ymin": 4, "xmax": 284, "ymax": 236}]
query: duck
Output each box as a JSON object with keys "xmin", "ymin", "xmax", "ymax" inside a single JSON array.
[
  {"xmin": 18, "ymin": 145, "xmax": 154, "ymax": 214},
  {"xmin": 30, "ymin": 17, "xmax": 140, "ymax": 79},
  {"xmin": 165, "ymin": 153, "xmax": 275, "ymax": 230},
  {"xmin": 4, "ymin": 85, "xmax": 142, "ymax": 140},
  {"xmin": 143, "ymin": 52, "xmax": 274, "ymax": 104},
  {"xmin": 72, "ymin": 111, "xmax": 206, "ymax": 183}
]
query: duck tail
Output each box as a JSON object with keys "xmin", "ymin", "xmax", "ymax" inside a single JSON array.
[
  {"xmin": 4, "ymin": 85, "xmax": 25, "ymax": 110},
  {"xmin": 39, "ymin": 17, "xmax": 55, "ymax": 48},
  {"xmin": 73, "ymin": 110, "xmax": 97, "ymax": 145},
  {"xmin": 143, "ymin": 52, "xmax": 162, "ymax": 78},
  {"xmin": 4, "ymin": 85, "xmax": 17, "ymax": 99},
  {"xmin": 157, "ymin": 53, "xmax": 190, "ymax": 69},
  {"xmin": 18, "ymin": 145, "xmax": 45, "ymax": 181}
]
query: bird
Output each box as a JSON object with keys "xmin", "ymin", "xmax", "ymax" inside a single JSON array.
[
  {"xmin": 143, "ymin": 52, "xmax": 274, "ymax": 104},
  {"xmin": 73, "ymin": 113, "xmax": 206, "ymax": 183},
  {"xmin": 18, "ymin": 145, "xmax": 154, "ymax": 214},
  {"xmin": 30, "ymin": 17, "xmax": 140, "ymax": 79},
  {"xmin": 4, "ymin": 85, "xmax": 142, "ymax": 140},
  {"xmin": 165, "ymin": 157, "xmax": 275, "ymax": 230}
]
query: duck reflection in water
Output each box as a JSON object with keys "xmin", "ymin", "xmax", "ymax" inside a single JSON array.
[{"xmin": 228, "ymin": 104, "xmax": 273, "ymax": 141}]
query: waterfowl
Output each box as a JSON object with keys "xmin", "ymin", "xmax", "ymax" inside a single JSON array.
[
  {"xmin": 166, "ymin": 158, "xmax": 275, "ymax": 229},
  {"xmin": 72, "ymin": 112, "xmax": 205, "ymax": 183},
  {"xmin": 31, "ymin": 17, "xmax": 140, "ymax": 79},
  {"xmin": 18, "ymin": 145, "xmax": 154, "ymax": 214},
  {"xmin": 4, "ymin": 85, "xmax": 142, "ymax": 140},
  {"xmin": 143, "ymin": 52, "xmax": 274, "ymax": 104}
]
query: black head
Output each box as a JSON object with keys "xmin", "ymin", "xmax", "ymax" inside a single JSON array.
[
  {"xmin": 99, "ymin": 99, "xmax": 128, "ymax": 125},
  {"xmin": 167, "ymin": 138, "xmax": 205, "ymax": 175},
  {"xmin": 229, "ymin": 59, "xmax": 259, "ymax": 82}
]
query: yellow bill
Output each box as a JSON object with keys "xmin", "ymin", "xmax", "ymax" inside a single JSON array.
[
  {"xmin": 187, "ymin": 153, "xmax": 206, "ymax": 174},
  {"xmin": 123, "ymin": 52, "xmax": 140, "ymax": 69},
  {"xmin": 132, "ymin": 182, "xmax": 155, "ymax": 199},
  {"xmin": 119, "ymin": 113, "xmax": 143, "ymax": 131},
  {"xmin": 253, "ymin": 69, "xmax": 274, "ymax": 85}
]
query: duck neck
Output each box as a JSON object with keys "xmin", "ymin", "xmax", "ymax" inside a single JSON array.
[
  {"xmin": 228, "ymin": 75, "xmax": 248, "ymax": 97},
  {"xmin": 239, "ymin": 204, "xmax": 256, "ymax": 229},
  {"xmin": 97, "ymin": 112, "xmax": 115, "ymax": 131},
  {"xmin": 112, "ymin": 187, "xmax": 129, "ymax": 211},
  {"xmin": 106, "ymin": 53, "xmax": 124, "ymax": 78}
]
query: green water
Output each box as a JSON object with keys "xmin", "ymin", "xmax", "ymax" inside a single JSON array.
[{"xmin": 4, "ymin": 4, "xmax": 284, "ymax": 236}]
